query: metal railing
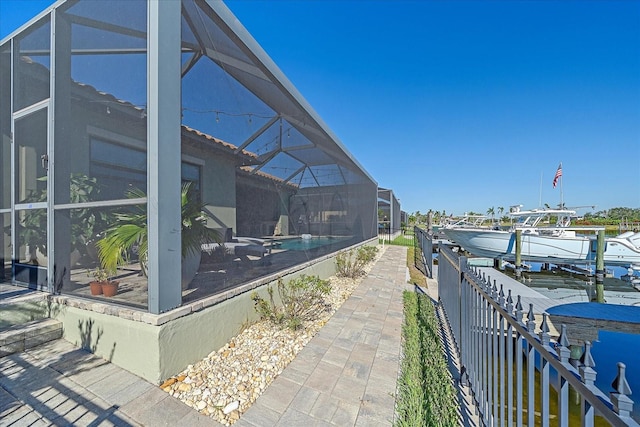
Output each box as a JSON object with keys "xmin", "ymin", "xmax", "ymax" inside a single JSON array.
[
  {"xmin": 413, "ymin": 226, "xmax": 433, "ymax": 279},
  {"xmin": 436, "ymin": 245, "xmax": 638, "ymax": 426},
  {"xmin": 377, "ymin": 225, "xmax": 413, "ymax": 244}
]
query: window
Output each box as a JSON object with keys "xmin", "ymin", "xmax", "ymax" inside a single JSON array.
[
  {"xmin": 90, "ymin": 138, "xmax": 146, "ymax": 199},
  {"xmin": 181, "ymin": 162, "xmax": 201, "ymax": 200},
  {"xmin": 90, "ymin": 137, "xmax": 201, "ymax": 199}
]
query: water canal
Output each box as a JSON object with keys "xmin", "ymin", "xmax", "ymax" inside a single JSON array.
[{"xmin": 501, "ymin": 262, "xmax": 640, "ymax": 422}]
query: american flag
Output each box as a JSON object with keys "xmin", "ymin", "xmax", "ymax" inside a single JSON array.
[{"xmin": 552, "ymin": 163, "xmax": 562, "ymax": 188}]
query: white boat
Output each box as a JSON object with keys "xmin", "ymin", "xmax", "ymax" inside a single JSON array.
[
  {"xmin": 621, "ymin": 267, "xmax": 640, "ymax": 288},
  {"xmin": 442, "ymin": 206, "xmax": 640, "ymax": 266},
  {"xmin": 602, "ymin": 232, "xmax": 640, "ymax": 266}
]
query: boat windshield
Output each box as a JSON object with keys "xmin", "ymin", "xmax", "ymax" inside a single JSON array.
[
  {"xmin": 510, "ymin": 209, "xmax": 576, "ymax": 229},
  {"xmin": 443, "ymin": 215, "xmax": 489, "ymax": 228}
]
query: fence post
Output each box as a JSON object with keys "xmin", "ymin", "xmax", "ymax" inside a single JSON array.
[
  {"xmin": 506, "ymin": 290, "xmax": 514, "ymax": 427},
  {"xmin": 498, "ymin": 285, "xmax": 506, "ymax": 426},
  {"xmin": 580, "ymin": 341, "xmax": 597, "ymax": 427},
  {"xmin": 557, "ymin": 324, "xmax": 571, "ymax": 427},
  {"xmin": 457, "ymin": 256, "xmax": 467, "ymax": 373},
  {"xmin": 540, "ymin": 313, "xmax": 551, "ymax": 427},
  {"xmin": 610, "ymin": 362, "xmax": 634, "ymax": 419},
  {"xmin": 527, "ymin": 304, "xmax": 537, "ymax": 427}
]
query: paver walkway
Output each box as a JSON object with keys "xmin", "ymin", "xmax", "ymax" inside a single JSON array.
[
  {"xmin": 0, "ymin": 338, "xmax": 216, "ymax": 426},
  {"xmin": 1, "ymin": 245, "xmax": 410, "ymax": 426},
  {"xmin": 236, "ymin": 245, "xmax": 410, "ymax": 426}
]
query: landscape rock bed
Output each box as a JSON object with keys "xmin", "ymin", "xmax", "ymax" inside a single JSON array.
[{"xmin": 160, "ymin": 245, "xmax": 385, "ymax": 425}]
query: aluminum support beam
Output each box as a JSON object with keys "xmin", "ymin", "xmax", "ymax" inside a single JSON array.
[{"xmin": 147, "ymin": 0, "xmax": 182, "ymax": 314}]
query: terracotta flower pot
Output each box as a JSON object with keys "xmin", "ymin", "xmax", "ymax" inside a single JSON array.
[
  {"xmin": 90, "ymin": 281, "xmax": 104, "ymax": 295},
  {"xmin": 102, "ymin": 281, "xmax": 119, "ymax": 297}
]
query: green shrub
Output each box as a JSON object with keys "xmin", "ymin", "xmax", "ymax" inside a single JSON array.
[
  {"xmin": 335, "ymin": 245, "xmax": 378, "ymax": 278},
  {"xmin": 395, "ymin": 291, "xmax": 458, "ymax": 427},
  {"xmin": 251, "ymin": 274, "xmax": 331, "ymax": 330},
  {"xmin": 252, "ymin": 285, "xmax": 285, "ymax": 325}
]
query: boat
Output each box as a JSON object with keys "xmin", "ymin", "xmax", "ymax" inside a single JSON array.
[
  {"xmin": 442, "ymin": 205, "xmax": 640, "ymax": 266},
  {"xmin": 621, "ymin": 266, "xmax": 640, "ymax": 290},
  {"xmin": 602, "ymin": 232, "xmax": 640, "ymax": 266}
]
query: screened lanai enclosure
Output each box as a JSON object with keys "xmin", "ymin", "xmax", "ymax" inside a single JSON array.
[{"xmin": 0, "ymin": 0, "xmax": 378, "ymax": 314}]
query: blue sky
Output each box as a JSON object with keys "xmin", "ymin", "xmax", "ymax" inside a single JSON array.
[{"xmin": 2, "ymin": 0, "xmax": 639, "ymax": 216}]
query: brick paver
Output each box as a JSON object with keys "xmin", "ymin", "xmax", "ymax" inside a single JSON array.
[{"xmin": 236, "ymin": 245, "xmax": 410, "ymax": 426}]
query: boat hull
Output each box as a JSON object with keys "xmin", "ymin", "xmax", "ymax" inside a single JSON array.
[
  {"xmin": 602, "ymin": 235, "xmax": 640, "ymax": 266},
  {"xmin": 443, "ymin": 228, "xmax": 640, "ymax": 266},
  {"xmin": 443, "ymin": 228, "xmax": 593, "ymax": 263}
]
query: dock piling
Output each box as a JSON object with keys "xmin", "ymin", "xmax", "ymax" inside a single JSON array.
[
  {"xmin": 515, "ymin": 229, "xmax": 522, "ymax": 280},
  {"xmin": 595, "ymin": 229, "xmax": 605, "ymax": 303}
]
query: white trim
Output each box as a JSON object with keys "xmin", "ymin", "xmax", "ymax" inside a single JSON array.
[
  {"xmin": 54, "ymin": 197, "xmax": 146, "ymax": 211},
  {"xmin": 15, "ymin": 202, "xmax": 48, "ymax": 210},
  {"xmin": 12, "ymin": 98, "xmax": 50, "ymax": 119}
]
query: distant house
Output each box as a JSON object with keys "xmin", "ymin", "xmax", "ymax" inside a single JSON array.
[
  {"xmin": 0, "ymin": 0, "xmax": 377, "ymax": 383},
  {"xmin": 377, "ymin": 187, "xmax": 401, "ymax": 235}
]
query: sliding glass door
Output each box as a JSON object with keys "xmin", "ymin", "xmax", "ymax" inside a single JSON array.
[{"xmin": 12, "ymin": 101, "xmax": 49, "ymax": 289}]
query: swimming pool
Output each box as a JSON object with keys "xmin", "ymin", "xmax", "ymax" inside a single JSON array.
[{"xmin": 276, "ymin": 236, "xmax": 349, "ymax": 251}]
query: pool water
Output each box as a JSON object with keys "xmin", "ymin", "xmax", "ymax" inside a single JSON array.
[
  {"xmin": 591, "ymin": 330, "xmax": 640, "ymax": 422},
  {"xmin": 276, "ymin": 236, "xmax": 348, "ymax": 251}
]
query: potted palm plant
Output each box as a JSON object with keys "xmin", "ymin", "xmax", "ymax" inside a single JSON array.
[{"xmin": 97, "ymin": 183, "xmax": 221, "ymax": 290}]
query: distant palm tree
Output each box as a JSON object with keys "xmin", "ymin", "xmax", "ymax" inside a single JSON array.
[{"xmin": 487, "ymin": 207, "xmax": 495, "ymax": 221}]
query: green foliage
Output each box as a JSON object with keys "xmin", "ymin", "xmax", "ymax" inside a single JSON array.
[
  {"xmin": 587, "ymin": 207, "xmax": 640, "ymax": 221},
  {"xmin": 88, "ymin": 267, "xmax": 109, "ymax": 283},
  {"xmin": 251, "ymin": 274, "xmax": 331, "ymax": 330},
  {"xmin": 335, "ymin": 245, "xmax": 378, "ymax": 278},
  {"xmin": 97, "ymin": 189, "xmax": 149, "ymax": 276},
  {"xmin": 97, "ymin": 182, "xmax": 220, "ymax": 276},
  {"xmin": 11, "ymin": 173, "xmax": 109, "ymax": 258},
  {"xmin": 68, "ymin": 174, "xmax": 111, "ymax": 250},
  {"xmin": 381, "ymin": 234, "xmax": 414, "ymax": 247},
  {"xmin": 252, "ymin": 286, "xmax": 285, "ymax": 325},
  {"xmin": 395, "ymin": 291, "xmax": 458, "ymax": 427}
]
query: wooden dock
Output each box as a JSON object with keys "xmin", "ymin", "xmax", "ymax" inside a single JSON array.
[{"xmin": 475, "ymin": 266, "xmax": 640, "ymax": 343}]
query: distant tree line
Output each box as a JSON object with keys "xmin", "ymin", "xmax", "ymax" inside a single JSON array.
[
  {"xmin": 407, "ymin": 206, "xmax": 640, "ymax": 226},
  {"xmin": 585, "ymin": 207, "xmax": 640, "ymax": 221},
  {"xmin": 578, "ymin": 207, "xmax": 640, "ymax": 226}
]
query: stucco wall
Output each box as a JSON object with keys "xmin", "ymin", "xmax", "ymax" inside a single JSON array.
[
  {"xmin": 51, "ymin": 242, "xmax": 366, "ymax": 384},
  {"xmin": 57, "ymin": 305, "xmax": 162, "ymax": 382},
  {"xmin": 183, "ymin": 142, "xmax": 238, "ymax": 232}
]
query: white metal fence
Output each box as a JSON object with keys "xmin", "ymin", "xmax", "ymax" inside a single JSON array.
[{"xmin": 434, "ymin": 244, "xmax": 638, "ymax": 426}]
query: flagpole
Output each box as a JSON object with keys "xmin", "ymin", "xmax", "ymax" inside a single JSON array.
[
  {"xmin": 539, "ymin": 171, "xmax": 543, "ymax": 208},
  {"xmin": 560, "ymin": 162, "xmax": 564, "ymax": 209},
  {"xmin": 552, "ymin": 162, "xmax": 563, "ymax": 208}
]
